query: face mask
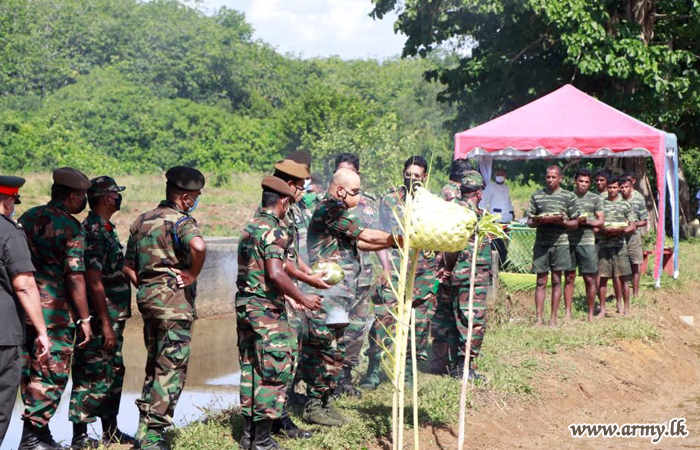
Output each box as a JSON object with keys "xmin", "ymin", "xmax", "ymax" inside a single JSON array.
[
  {"xmin": 76, "ymin": 195, "xmax": 87, "ymax": 214},
  {"xmin": 495, "ymin": 176, "xmax": 505, "ymax": 184},
  {"xmin": 113, "ymin": 193, "xmax": 123, "ymax": 211},
  {"xmin": 187, "ymin": 196, "xmax": 199, "ymax": 213},
  {"xmin": 304, "ymin": 179, "xmax": 311, "ymax": 190},
  {"xmin": 404, "ymin": 177, "xmax": 421, "ymax": 192}
]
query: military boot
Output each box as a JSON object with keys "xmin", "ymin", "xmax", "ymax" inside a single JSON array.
[
  {"xmin": 71, "ymin": 423, "xmax": 99, "ymax": 449},
  {"xmin": 18, "ymin": 422, "xmax": 63, "ymax": 450},
  {"xmin": 101, "ymin": 416, "xmax": 135, "ymax": 445},
  {"xmin": 302, "ymin": 398, "xmax": 343, "ymax": 427},
  {"xmin": 359, "ymin": 356, "xmax": 381, "ymax": 391},
  {"xmin": 338, "ymin": 366, "xmax": 362, "ymax": 398},
  {"xmin": 322, "ymin": 396, "xmax": 348, "ymax": 425},
  {"xmin": 252, "ymin": 419, "xmax": 286, "ymax": 450},
  {"xmin": 239, "ymin": 416, "xmax": 254, "ymax": 450},
  {"xmin": 429, "ymin": 341, "xmax": 449, "ymax": 374},
  {"xmin": 132, "ymin": 414, "xmax": 148, "ymax": 449},
  {"xmin": 272, "ymin": 408, "xmax": 312, "ymax": 439}
]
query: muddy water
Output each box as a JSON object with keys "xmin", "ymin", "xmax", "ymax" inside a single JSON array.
[{"xmin": 2, "ymin": 316, "xmax": 240, "ymax": 450}]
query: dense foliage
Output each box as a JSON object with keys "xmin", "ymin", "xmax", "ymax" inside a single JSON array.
[{"xmin": 0, "ymin": 0, "xmax": 455, "ymax": 191}]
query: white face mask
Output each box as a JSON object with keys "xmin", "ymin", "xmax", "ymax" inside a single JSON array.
[
  {"xmin": 303, "ymin": 179, "xmax": 311, "ymax": 190},
  {"xmin": 495, "ymin": 175, "xmax": 506, "ymax": 184}
]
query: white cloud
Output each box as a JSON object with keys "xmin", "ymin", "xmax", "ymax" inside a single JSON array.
[{"xmin": 198, "ymin": 0, "xmax": 406, "ymax": 59}]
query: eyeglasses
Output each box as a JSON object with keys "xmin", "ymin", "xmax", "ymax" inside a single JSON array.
[{"xmin": 346, "ymin": 188, "xmax": 363, "ymax": 197}]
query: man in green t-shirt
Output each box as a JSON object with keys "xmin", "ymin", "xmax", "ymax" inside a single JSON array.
[
  {"xmin": 564, "ymin": 168, "xmax": 604, "ymax": 322},
  {"xmin": 621, "ymin": 173, "xmax": 648, "ymax": 297},
  {"xmin": 526, "ymin": 166, "xmax": 580, "ymax": 326},
  {"xmin": 595, "ymin": 176, "xmax": 636, "ymax": 318}
]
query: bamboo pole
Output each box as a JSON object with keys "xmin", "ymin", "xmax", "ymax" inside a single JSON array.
[
  {"xmin": 411, "ymin": 308, "xmax": 420, "ymax": 450},
  {"xmin": 457, "ymin": 232, "xmax": 481, "ymax": 450}
]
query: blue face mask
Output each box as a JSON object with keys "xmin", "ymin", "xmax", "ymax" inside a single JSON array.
[
  {"xmin": 187, "ymin": 196, "xmax": 200, "ymax": 214},
  {"xmin": 9, "ymin": 209, "xmax": 15, "ymax": 219},
  {"xmin": 304, "ymin": 179, "xmax": 311, "ymax": 190}
]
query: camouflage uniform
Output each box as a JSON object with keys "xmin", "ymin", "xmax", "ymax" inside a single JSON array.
[
  {"xmin": 441, "ymin": 181, "xmax": 461, "ymax": 202},
  {"xmin": 367, "ymin": 186, "xmax": 437, "ymax": 362},
  {"xmin": 236, "ymin": 209, "xmax": 294, "ymax": 421},
  {"xmin": 18, "ymin": 201, "xmax": 86, "ymax": 428},
  {"xmin": 124, "ymin": 200, "xmax": 201, "ymax": 446},
  {"xmin": 344, "ymin": 194, "xmax": 378, "ymax": 369},
  {"xmin": 302, "ymin": 193, "xmax": 365, "ymax": 400},
  {"xmin": 598, "ymin": 197, "xmax": 635, "ymax": 277},
  {"xmin": 69, "ymin": 211, "xmax": 131, "ymax": 424}
]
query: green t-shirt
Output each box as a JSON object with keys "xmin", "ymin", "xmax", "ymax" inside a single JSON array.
[
  {"xmin": 599, "ymin": 197, "xmax": 635, "ymax": 248},
  {"xmin": 527, "ymin": 187, "xmax": 580, "ymax": 246},
  {"xmin": 568, "ymin": 191, "xmax": 603, "ymax": 247}
]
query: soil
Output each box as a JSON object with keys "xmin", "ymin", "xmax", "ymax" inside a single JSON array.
[{"xmin": 372, "ymin": 287, "xmax": 700, "ymax": 450}]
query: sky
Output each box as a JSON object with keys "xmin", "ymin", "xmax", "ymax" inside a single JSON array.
[{"xmin": 196, "ymin": 0, "xmax": 406, "ymax": 59}]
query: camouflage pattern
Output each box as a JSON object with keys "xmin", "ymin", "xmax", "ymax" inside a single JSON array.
[
  {"xmin": 69, "ymin": 320, "xmax": 127, "ymax": 423},
  {"xmin": 296, "ymin": 192, "xmax": 320, "ymax": 265},
  {"xmin": 367, "ymin": 187, "xmax": 437, "ymax": 361},
  {"xmin": 236, "ymin": 210, "xmax": 289, "ymax": 310},
  {"xmin": 136, "ymin": 319, "xmax": 191, "ymax": 446},
  {"xmin": 431, "ymin": 284, "xmax": 457, "ymax": 351},
  {"xmin": 18, "ymin": 201, "xmax": 86, "ymax": 428},
  {"xmin": 237, "ymin": 302, "xmax": 294, "ymax": 420},
  {"xmin": 460, "ymin": 170, "xmax": 485, "ymax": 189},
  {"xmin": 627, "ymin": 189, "xmax": 648, "ymax": 240},
  {"xmin": 599, "ymin": 197, "xmax": 635, "ymax": 248},
  {"xmin": 82, "ymin": 210, "xmax": 131, "ymax": 320},
  {"xmin": 568, "ymin": 191, "xmax": 603, "ymax": 246},
  {"xmin": 441, "ymin": 181, "xmax": 461, "ymax": 202},
  {"xmin": 124, "ymin": 200, "xmax": 201, "ymax": 321},
  {"xmin": 526, "ymin": 187, "xmax": 580, "ymax": 246}
]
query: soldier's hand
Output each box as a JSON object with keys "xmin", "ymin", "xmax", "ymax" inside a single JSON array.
[
  {"xmin": 34, "ymin": 333, "xmax": 50, "ymax": 364},
  {"xmin": 171, "ymin": 268, "xmax": 196, "ymax": 288},
  {"xmin": 301, "ymin": 294, "xmax": 322, "ymax": 311},
  {"xmin": 307, "ymin": 271, "xmax": 331, "ymax": 290},
  {"xmin": 102, "ymin": 323, "xmax": 117, "ymax": 351},
  {"xmin": 77, "ymin": 321, "xmax": 92, "ymax": 348},
  {"xmin": 287, "ymin": 297, "xmax": 308, "ymax": 312}
]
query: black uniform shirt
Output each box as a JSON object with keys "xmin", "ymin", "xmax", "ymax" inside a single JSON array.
[{"xmin": 0, "ymin": 214, "xmax": 36, "ymax": 345}]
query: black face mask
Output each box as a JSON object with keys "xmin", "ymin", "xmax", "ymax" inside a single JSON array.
[
  {"xmin": 403, "ymin": 177, "xmax": 422, "ymax": 192},
  {"xmin": 76, "ymin": 195, "xmax": 88, "ymax": 214},
  {"xmin": 113, "ymin": 193, "xmax": 123, "ymax": 211}
]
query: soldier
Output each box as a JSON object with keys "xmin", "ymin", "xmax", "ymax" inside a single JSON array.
[
  {"xmin": 620, "ymin": 173, "xmax": 648, "ymax": 297},
  {"xmin": 302, "ymin": 168, "xmax": 401, "ymax": 426},
  {"xmin": 361, "ymin": 156, "xmax": 437, "ymax": 390},
  {"xmin": 526, "ymin": 165, "xmax": 580, "ymax": 326},
  {"xmin": 596, "ymin": 176, "xmax": 636, "ymax": 317},
  {"xmin": 68, "ymin": 176, "xmax": 133, "ymax": 446},
  {"xmin": 442, "ymin": 171, "xmax": 492, "ymax": 380},
  {"xmin": 333, "ymin": 153, "xmax": 378, "ymax": 397},
  {"xmin": 595, "ymin": 168, "xmax": 610, "ymax": 197},
  {"xmin": 0, "ymin": 176, "xmax": 50, "ymax": 447},
  {"xmin": 123, "ymin": 167, "xmax": 207, "ymax": 450},
  {"xmin": 564, "ymin": 168, "xmax": 604, "ymax": 322},
  {"xmin": 441, "ymin": 158, "xmax": 470, "ymax": 202},
  {"xmin": 18, "ymin": 168, "xmax": 94, "ymax": 450},
  {"xmin": 235, "ymin": 176, "xmax": 323, "ymax": 450}
]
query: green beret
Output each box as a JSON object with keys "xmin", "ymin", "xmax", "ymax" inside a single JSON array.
[
  {"xmin": 461, "ymin": 170, "xmax": 485, "ymax": 189},
  {"xmin": 261, "ymin": 176, "xmax": 297, "ymax": 202},
  {"xmin": 166, "ymin": 166, "xmax": 205, "ymax": 191},
  {"xmin": 53, "ymin": 167, "xmax": 91, "ymax": 190},
  {"xmin": 88, "ymin": 176, "xmax": 126, "ymax": 196}
]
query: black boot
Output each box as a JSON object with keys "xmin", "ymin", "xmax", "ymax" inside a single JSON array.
[
  {"xmin": 272, "ymin": 409, "xmax": 312, "ymax": 439},
  {"xmin": 71, "ymin": 423, "xmax": 99, "ymax": 449},
  {"xmin": 18, "ymin": 422, "xmax": 63, "ymax": 450},
  {"xmin": 252, "ymin": 419, "xmax": 286, "ymax": 450},
  {"xmin": 239, "ymin": 416, "xmax": 254, "ymax": 450},
  {"xmin": 339, "ymin": 366, "xmax": 362, "ymax": 398},
  {"xmin": 101, "ymin": 416, "xmax": 135, "ymax": 445}
]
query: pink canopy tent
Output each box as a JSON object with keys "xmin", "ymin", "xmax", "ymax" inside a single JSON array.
[{"xmin": 454, "ymin": 84, "xmax": 680, "ymax": 286}]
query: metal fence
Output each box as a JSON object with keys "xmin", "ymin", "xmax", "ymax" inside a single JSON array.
[{"xmin": 504, "ymin": 224, "xmax": 536, "ymax": 273}]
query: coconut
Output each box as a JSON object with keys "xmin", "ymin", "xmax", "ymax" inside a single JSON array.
[{"xmin": 311, "ymin": 261, "xmax": 345, "ymax": 286}]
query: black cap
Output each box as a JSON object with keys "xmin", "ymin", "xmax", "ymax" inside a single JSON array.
[{"xmin": 165, "ymin": 166, "xmax": 205, "ymax": 191}]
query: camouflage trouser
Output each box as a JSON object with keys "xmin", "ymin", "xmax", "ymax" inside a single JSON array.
[
  {"xmin": 343, "ymin": 282, "xmax": 373, "ymax": 369},
  {"xmin": 301, "ymin": 269, "xmax": 357, "ymax": 400},
  {"xmin": 366, "ymin": 270, "xmax": 437, "ymax": 361},
  {"xmin": 69, "ymin": 320, "xmax": 127, "ymax": 423},
  {"xmin": 135, "ymin": 318, "xmax": 191, "ymax": 444},
  {"xmin": 431, "ymin": 284, "xmax": 459, "ymax": 364},
  {"xmin": 237, "ymin": 303, "xmax": 294, "ymax": 421},
  {"xmin": 453, "ymin": 284, "xmax": 488, "ymax": 369},
  {"xmin": 21, "ymin": 324, "xmax": 75, "ymax": 428}
]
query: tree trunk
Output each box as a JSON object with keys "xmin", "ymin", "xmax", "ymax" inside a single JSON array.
[{"xmin": 678, "ymin": 164, "xmax": 694, "ymax": 238}]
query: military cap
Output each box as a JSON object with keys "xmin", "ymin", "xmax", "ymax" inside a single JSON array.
[
  {"xmin": 461, "ymin": 170, "xmax": 485, "ymax": 189},
  {"xmin": 165, "ymin": 166, "xmax": 205, "ymax": 191},
  {"xmin": 274, "ymin": 159, "xmax": 310, "ymax": 179},
  {"xmin": 88, "ymin": 176, "xmax": 126, "ymax": 196},
  {"xmin": 310, "ymin": 172, "xmax": 324, "ymax": 186},
  {"xmin": 261, "ymin": 175, "xmax": 297, "ymax": 202},
  {"xmin": 53, "ymin": 167, "xmax": 91, "ymax": 190},
  {"xmin": 286, "ymin": 150, "xmax": 312, "ymax": 168},
  {"xmin": 0, "ymin": 175, "xmax": 26, "ymax": 204}
]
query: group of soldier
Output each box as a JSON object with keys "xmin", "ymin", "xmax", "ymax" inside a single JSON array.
[
  {"xmin": 0, "ymin": 166, "xmax": 207, "ymax": 450},
  {"xmin": 526, "ymin": 165, "xmax": 648, "ymax": 326},
  {"xmin": 235, "ymin": 152, "xmax": 494, "ymax": 450}
]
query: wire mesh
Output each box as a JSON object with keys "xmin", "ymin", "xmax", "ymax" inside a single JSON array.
[{"xmin": 504, "ymin": 224, "xmax": 536, "ymax": 273}]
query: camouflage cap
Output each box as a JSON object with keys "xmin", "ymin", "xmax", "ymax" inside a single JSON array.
[
  {"xmin": 88, "ymin": 176, "xmax": 126, "ymax": 196},
  {"xmin": 53, "ymin": 167, "xmax": 91, "ymax": 190},
  {"xmin": 286, "ymin": 149, "xmax": 312, "ymax": 168},
  {"xmin": 261, "ymin": 175, "xmax": 297, "ymax": 202},
  {"xmin": 274, "ymin": 159, "xmax": 310, "ymax": 179},
  {"xmin": 166, "ymin": 166, "xmax": 205, "ymax": 191},
  {"xmin": 461, "ymin": 170, "xmax": 485, "ymax": 189},
  {"xmin": 0, "ymin": 175, "xmax": 26, "ymax": 204}
]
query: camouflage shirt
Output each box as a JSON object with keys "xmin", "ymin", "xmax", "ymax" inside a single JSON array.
[
  {"xmin": 626, "ymin": 190, "xmax": 648, "ymax": 236},
  {"xmin": 353, "ymin": 193, "xmax": 379, "ymax": 286},
  {"xmin": 124, "ymin": 200, "xmax": 201, "ymax": 321},
  {"xmin": 527, "ymin": 187, "xmax": 581, "ymax": 246},
  {"xmin": 599, "ymin": 196, "xmax": 635, "ymax": 248},
  {"xmin": 307, "ymin": 193, "xmax": 365, "ymax": 271},
  {"xmin": 451, "ymin": 200, "xmax": 492, "ymax": 287},
  {"xmin": 441, "ymin": 181, "xmax": 461, "ymax": 202},
  {"xmin": 19, "ymin": 201, "xmax": 86, "ymax": 328},
  {"xmin": 568, "ymin": 191, "xmax": 603, "ymax": 247},
  {"xmin": 236, "ymin": 210, "xmax": 289, "ymax": 310},
  {"xmin": 83, "ymin": 211, "xmax": 131, "ymax": 321}
]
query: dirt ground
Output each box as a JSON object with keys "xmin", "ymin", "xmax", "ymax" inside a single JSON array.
[{"xmin": 371, "ymin": 285, "xmax": 700, "ymax": 450}]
